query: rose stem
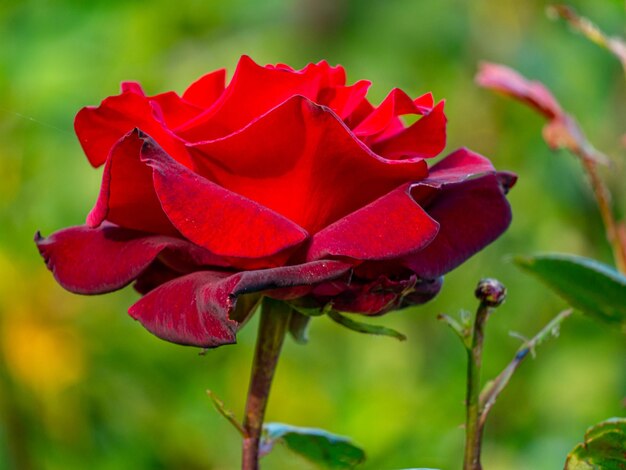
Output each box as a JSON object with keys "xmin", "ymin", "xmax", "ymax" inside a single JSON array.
[
  {"xmin": 241, "ymin": 298, "xmax": 290, "ymax": 470},
  {"xmin": 478, "ymin": 309, "xmax": 573, "ymax": 429},
  {"xmin": 463, "ymin": 300, "xmax": 490, "ymax": 470},
  {"xmin": 579, "ymin": 153, "xmax": 626, "ymax": 274},
  {"xmin": 463, "ymin": 279, "xmax": 506, "ymax": 470}
]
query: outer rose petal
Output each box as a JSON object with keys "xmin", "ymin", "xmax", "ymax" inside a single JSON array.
[
  {"xmin": 403, "ymin": 172, "xmax": 513, "ymax": 278},
  {"xmin": 34, "ymin": 223, "xmax": 226, "ymax": 295},
  {"xmin": 128, "ymin": 260, "xmax": 353, "ymax": 347},
  {"xmin": 372, "ymin": 101, "xmax": 447, "ymax": 159},
  {"xmin": 75, "ymin": 86, "xmax": 194, "ymax": 168},
  {"xmin": 188, "ymin": 95, "xmax": 428, "ymax": 233},
  {"xmin": 306, "ymin": 183, "xmax": 439, "ymax": 261},
  {"xmin": 87, "ymin": 130, "xmax": 178, "ymax": 235},
  {"xmin": 313, "ymin": 275, "xmax": 443, "ymax": 315},
  {"xmin": 139, "ymin": 134, "xmax": 310, "ymax": 260}
]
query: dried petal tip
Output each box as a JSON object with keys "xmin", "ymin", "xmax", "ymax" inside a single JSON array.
[{"xmin": 474, "ymin": 278, "xmax": 506, "ymax": 307}]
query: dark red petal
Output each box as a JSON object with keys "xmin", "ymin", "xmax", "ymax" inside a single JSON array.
[
  {"xmin": 313, "ymin": 275, "xmax": 442, "ymax": 315},
  {"xmin": 354, "ymin": 89, "xmax": 433, "ymax": 138},
  {"xmin": 139, "ymin": 134, "xmax": 309, "ymax": 259},
  {"xmin": 188, "ymin": 95, "xmax": 428, "ymax": 234},
  {"xmin": 128, "ymin": 260, "xmax": 352, "ymax": 347},
  {"xmin": 403, "ymin": 173, "xmax": 513, "ymax": 278},
  {"xmin": 181, "ymin": 68, "xmax": 226, "ymax": 109},
  {"xmin": 475, "ymin": 62, "xmax": 563, "ymax": 120},
  {"xmin": 371, "ymin": 101, "xmax": 447, "ymax": 159},
  {"xmin": 306, "ymin": 183, "xmax": 439, "ymax": 261},
  {"xmin": 426, "ymin": 147, "xmax": 496, "ymax": 184},
  {"xmin": 176, "ymin": 55, "xmax": 344, "ymax": 141},
  {"xmin": 34, "ymin": 224, "xmax": 225, "ymax": 295},
  {"xmin": 87, "ymin": 130, "xmax": 178, "ymax": 236},
  {"xmin": 75, "ymin": 90, "xmax": 192, "ymax": 168}
]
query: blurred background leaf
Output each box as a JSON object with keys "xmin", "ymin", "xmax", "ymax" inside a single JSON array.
[
  {"xmin": 514, "ymin": 254, "xmax": 626, "ymax": 329},
  {"xmin": 564, "ymin": 418, "xmax": 626, "ymax": 469},
  {"xmin": 1, "ymin": 0, "xmax": 625, "ymax": 469}
]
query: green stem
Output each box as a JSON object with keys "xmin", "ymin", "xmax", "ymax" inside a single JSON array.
[
  {"xmin": 241, "ymin": 299, "xmax": 290, "ymax": 470},
  {"xmin": 579, "ymin": 154, "xmax": 626, "ymax": 274},
  {"xmin": 463, "ymin": 302, "xmax": 491, "ymax": 470},
  {"xmin": 478, "ymin": 309, "xmax": 572, "ymax": 428}
]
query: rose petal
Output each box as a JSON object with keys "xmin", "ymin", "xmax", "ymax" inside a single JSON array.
[
  {"xmin": 87, "ymin": 130, "xmax": 178, "ymax": 236},
  {"xmin": 313, "ymin": 275, "xmax": 442, "ymax": 315},
  {"xmin": 75, "ymin": 87, "xmax": 193, "ymax": 168},
  {"xmin": 149, "ymin": 91, "xmax": 204, "ymax": 129},
  {"xmin": 34, "ymin": 223, "xmax": 225, "ymax": 295},
  {"xmin": 188, "ymin": 95, "xmax": 428, "ymax": 234},
  {"xmin": 354, "ymin": 89, "xmax": 433, "ymax": 138},
  {"xmin": 475, "ymin": 62, "xmax": 563, "ymax": 120},
  {"xmin": 128, "ymin": 260, "xmax": 353, "ymax": 347},
  {"xmin": 176, "ymin": 55, "xmax": 345, "ymax": 140},
  {"xmin": 318, "ymin": 80, "xmax": 371, "ymax": 119},
  {"xmin": 139, "ymin": 134, "xmax": 310, "ymax": 260},
  {"xmin": 306, "ymin": 183, "xmax": 439, "ymax": 261},
  {"xmin": 402, "ymin": 173, "xmax": 513, "ymax": 278},
  {"xmin": 426, "ymin": 147, "xmax": 497, "ymax": 184},
  {"xmin": 371, "ymin": 101, "xmax": 447, "ymax": 159},
  {"xmin": 181, "ymin": 68, "xmax": 226, "ymax": 109}
]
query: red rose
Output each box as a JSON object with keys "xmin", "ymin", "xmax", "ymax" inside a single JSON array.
[{"xmin": 36, "ymin": 56, "xmax": 515, "ymax": 348}]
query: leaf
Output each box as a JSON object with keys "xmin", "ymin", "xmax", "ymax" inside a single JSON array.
[
  {"xmin": 288, "ymin": 300, "xmax": 332, "ymax": 317},
  {"xmin": 262, "ymin": 423, "xmax": 366, "ymax": 469},
  {"xmin": 327, "ymin": 310, "xmax": 407, "ymax": 341},
  {"xmin": 288, "ymin": 311, "xmax": 311, "ymax": 345},
  {"xmin": 565, "ymin": 418, "xmax": 626, "ymax": 469},
  {"xmin": 514, "ymin": 254, "xmax": 626, "ymax": 330}
]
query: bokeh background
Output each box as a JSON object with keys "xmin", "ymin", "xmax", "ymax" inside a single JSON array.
[{"xmin": 1, "ymin": 0, "xmax": 625, "ymax": 468}]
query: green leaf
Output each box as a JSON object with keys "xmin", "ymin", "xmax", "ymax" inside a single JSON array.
[
  {"xmin": 288, "ymin": 311, "xmax": 311, "ymax": 345},
  {"xmin": 327, "ymin": 310, "xmax": 407, "ymax": 341},
  {"xmin": 262, "ymin": 423, "xmax": 366, "ymax": 469},
  {"xmin": 514, "ymin": 254, "xmax": 626, "ymax": 329},
  {"xmin": 565, "ymin": 418, "xmax": 626, "ymax": 469},
  {"xmin": 288, "ymin": 300, "xmax": 332, "ymax": 317}
]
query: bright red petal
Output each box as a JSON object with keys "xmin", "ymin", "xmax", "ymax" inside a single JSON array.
[
  {"xmin": 306, "ymin": 183, "xmax": 439, "ymax": 261},
  {"xmin": 188, "ymin": 95, "xmax": 428, "ymax": 234},
  {"xmin": 181, "ymin": 68, "xmax": 226, "ymax": 109},
  {"xmin": 318, "ymin": 80, "xmax": 371, "ymax": 119},
  {"xmin": 139, "ymin": 134, "xmax": 309, "ymax": 260},
  {"xmin": 176, "ymin": 55, "xmax": 345, "ymax": 140},
  {"xmin": 371, "ymin": 101, "xmax": 447, "ymax": 159},
  {"xmin": 149, "ymin": 91, "xmax": 204, "ymax": 129},
  {"xmin": 75, "ymin": 89, "xmax": 193, "ymax": 168},
  {"xmin": 354, "ymin": 89, "xmax": 433, "ymax": 138},
  {"xmin": 87, "ymin": 130, "xmax": 178, "ymax": 236}
]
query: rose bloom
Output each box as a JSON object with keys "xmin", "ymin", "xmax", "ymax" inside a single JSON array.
[{"xmin": 36, "ymin": 56, "xmax": 515, "ymax": 348}]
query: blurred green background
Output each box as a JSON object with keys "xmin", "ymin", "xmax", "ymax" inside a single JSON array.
[{"xmin": 1, "ymin": 0, "xmax": 625, "ymax": 468}]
